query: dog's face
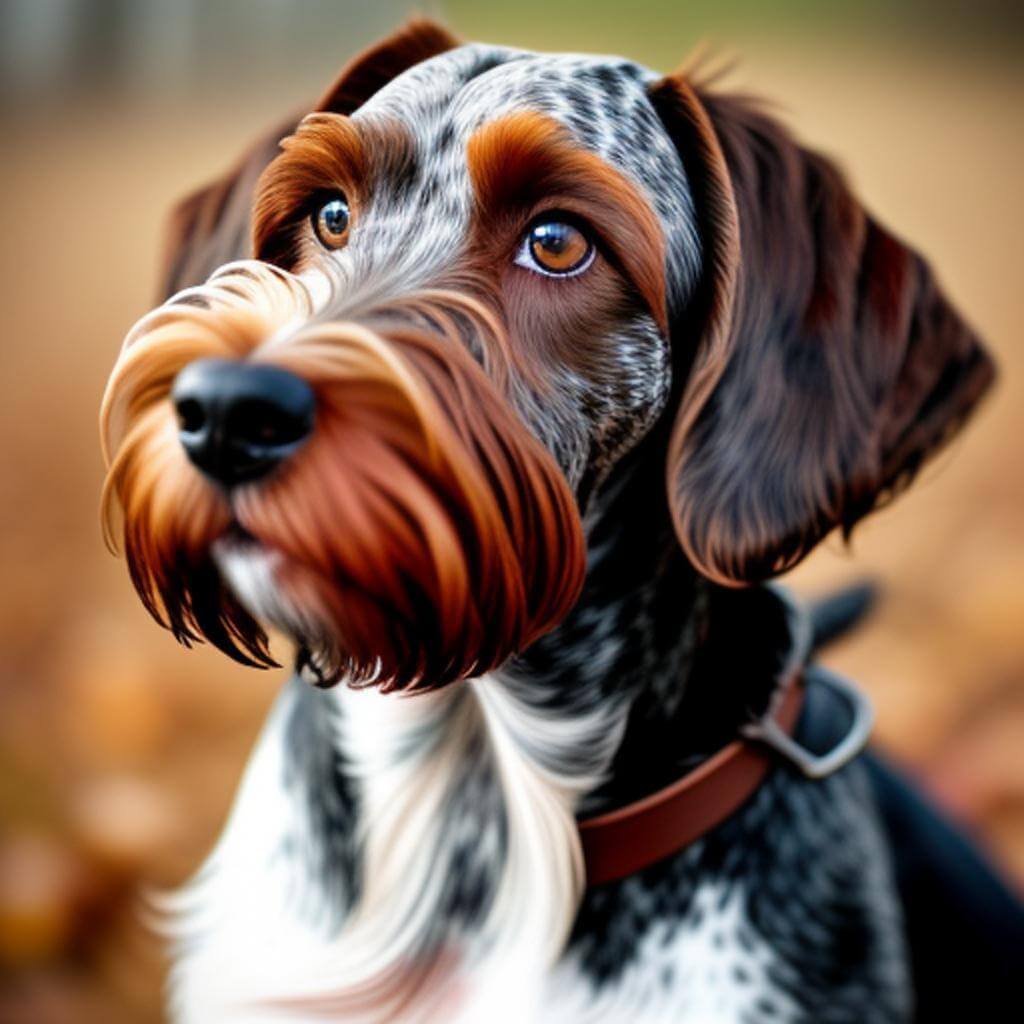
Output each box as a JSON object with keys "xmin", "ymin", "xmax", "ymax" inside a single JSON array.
[{"xmin": 101, "ymin": 21, "xmax": 992, "ymax": 693}]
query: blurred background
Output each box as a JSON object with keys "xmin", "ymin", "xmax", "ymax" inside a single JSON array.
[{"xmin": 1, "ymin": 1, "xmax": 1021, "ymax": 1020}]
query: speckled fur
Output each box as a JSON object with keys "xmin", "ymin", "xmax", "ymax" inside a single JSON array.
[
  {"xmin": 161, "ymin": 39, "xmax": 915, "ymax": 1023},
  {"xmin": 285, "ymin": 44, "xmax": 697, "ymax": 493}
]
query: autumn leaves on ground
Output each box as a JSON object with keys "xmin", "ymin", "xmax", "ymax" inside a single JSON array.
[{"xmin": 1, "ymin": 23, "xmax": 1022, "ymax": 1024}]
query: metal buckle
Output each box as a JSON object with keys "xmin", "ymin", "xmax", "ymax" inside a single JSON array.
[{"xmin": 740, "ymin": 669, "xmax": 875, "ymax": 780}]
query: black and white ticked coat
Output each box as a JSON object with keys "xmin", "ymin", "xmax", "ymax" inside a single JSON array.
[
  {"xmin": 166, "ymin": 480, "xmax": 910, "ymax": 1023},
  {"xmin": 152, "ymin": 36, "xmax": 1021, "ymax": 1024}
]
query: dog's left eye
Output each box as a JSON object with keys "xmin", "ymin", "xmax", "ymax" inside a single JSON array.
[
  {"xmin": 312, "ymin": 195, "xmax": 351, "ymax": 249},
  {"xmin": 516, "ymin": 218, "xmax": 595, "ymax": 277}
]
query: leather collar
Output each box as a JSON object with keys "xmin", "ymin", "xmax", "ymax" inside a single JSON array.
[{"xmin": 576, "ymin": 664, "xmax": 874, "ymax": 887}]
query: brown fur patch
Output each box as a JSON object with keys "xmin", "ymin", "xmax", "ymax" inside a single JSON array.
[
  {"xmin": 314, "ymin": 18, "xmax": 460, "ymax": 115},
  {"xmin": 252, "ymin": 113, "xmax": 367, "ymax": 268},
  {"xmin": 466, "ymin": 112, "xmax": 667, "ymax": 334},
  {"xmin": 252, "ymin": 116, "xmax": 417, "ymax": 271},
  {"xmin": 650, "ymin": 74, "xmax": 995, "ymax": 584},
  {"xmin": 101, "ymin": 265, "xmax": 585, "ymax": 691},
  {"xmin": 158, "ymin": 122, "xmax": 292, "ymax": 298}
]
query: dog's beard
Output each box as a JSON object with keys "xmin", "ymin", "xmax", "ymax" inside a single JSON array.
[
  {"xmin": 209, "ymin": 538, "xmax": 341, "ymax": 686},
  {"xmin": 101, "ymin": 262, "xmax": 586, "ymax": 692}
]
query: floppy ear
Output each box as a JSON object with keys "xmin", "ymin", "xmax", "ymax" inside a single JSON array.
[
  {"xmin": 157, "ymin": 128, "xmax": 287, "ymax": 298},
  {"xmin": 647, "ymin": 73, "xmax": 995, "ymax": 585},
  {"xmin": 314, "ymin": 17, "xmax": 460, "ymax": 113},
  {"xmin": 158, "ymin": 19, "xmax": 459, "ymax": 298}
]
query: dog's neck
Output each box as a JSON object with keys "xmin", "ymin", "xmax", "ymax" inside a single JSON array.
[
  {"xmin": 305, "ymin": 439, "xmax": 802, "ymax": 867},
  {"xmin": 522, "ymin": 445, "xmax": 797, "ymax": 815},
  {"xmin": 175, "ymin": 445, "xmax": 805, "ymax": 1018}
]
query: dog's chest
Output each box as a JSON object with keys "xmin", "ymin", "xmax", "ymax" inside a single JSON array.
[
  {"xmin": 167, "ymin": 684, "xmax": 802, "ymax": 1023},
  {"xmin": 175, "ymin": 846, "xmax": 792, "ymax": 1024},
  {"xmin": 544, "ymin": 881, "xmax": 797, "ymax": 1023}
]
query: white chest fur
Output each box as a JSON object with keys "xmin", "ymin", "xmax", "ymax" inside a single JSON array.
[{"xmin": 164, "ymin": 679, "xmax": 794, "ymax": 1023}]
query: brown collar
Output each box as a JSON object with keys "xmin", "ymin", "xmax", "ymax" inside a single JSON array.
[{"xmin": 576, "ymin": 666, "xmax": 873, "ymax": 887}]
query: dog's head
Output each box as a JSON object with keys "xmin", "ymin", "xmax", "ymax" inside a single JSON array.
[{"xmin": 101, "ymin": 20, "xmax": 993, "ymax": 693}]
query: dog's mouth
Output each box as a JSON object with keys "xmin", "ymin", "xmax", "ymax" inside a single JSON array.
[
  {"xmin": 102, "ymin": 262, "xmax": 586, "ymax": 693},
  {"xmin": 212, "ymin": 527, "xmax": 346, "ymax": 689}
]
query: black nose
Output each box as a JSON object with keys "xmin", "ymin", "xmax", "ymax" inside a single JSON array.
[{"xmin": 171, "ymin": 359, "xmax": 315, "ymax": 486}]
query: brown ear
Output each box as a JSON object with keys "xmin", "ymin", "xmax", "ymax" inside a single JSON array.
[
  {"xmin": 158, "ymin": 19, "xmax": 458, "ymax": 298},
  {"xmin": 314, "ymin": 17, "xmax": 460, "ymax": 114},
  {"xmin": 157, "ymin": 126, "xmax": 288, "ymax": 298},
  {"xmin": 648, "ymin": 73, "xmax": 995, "ymax": 585}
]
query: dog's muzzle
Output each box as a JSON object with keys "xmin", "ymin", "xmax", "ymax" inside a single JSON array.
[{"xmin": 101, "ymin": 262, "xmax": 586, "ymax": 692}]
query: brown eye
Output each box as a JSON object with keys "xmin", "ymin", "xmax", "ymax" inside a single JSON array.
[
  {"xmin": 523, "ymin": 219, "xmax": 594, "ymax": 276},
  {"xmin": 312, "ymin": 195, "xmax": 350, "ymax": 249}
]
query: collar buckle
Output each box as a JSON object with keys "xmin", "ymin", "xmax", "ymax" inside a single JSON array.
[{"xmin": 740, "ymin": 668, "xmax": 874, "ymax": 780}]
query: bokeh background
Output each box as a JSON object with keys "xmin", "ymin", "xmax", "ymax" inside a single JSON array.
[{"xmin": 1, "ymin": 1, "xmax": 1022, "ymax": 1020}]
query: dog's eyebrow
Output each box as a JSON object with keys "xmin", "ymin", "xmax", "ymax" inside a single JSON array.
[
  {"xmin": 253, "ymin": 113, "xmax": 366, "ymax": 263},
  {"xmin": 466, "ymin": 112, "xmax": 666, "ymax": 331},
  {"xmin": 252, "ymin": 114, "xmax": 416, "ymax": 265}
]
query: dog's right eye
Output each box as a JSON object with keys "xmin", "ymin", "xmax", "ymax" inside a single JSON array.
[
  {"xmin": 516, "ymin": 217, "xmax": 595, "ymax": 277},
  {"xmin": 312, "ymin": 195, "xmax": 351, "ymax": 249}
]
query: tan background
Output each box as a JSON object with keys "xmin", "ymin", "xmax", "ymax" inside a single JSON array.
[{"xmin": 1, "ymin": 2, "xmax": 1022, "ymax": 1020}]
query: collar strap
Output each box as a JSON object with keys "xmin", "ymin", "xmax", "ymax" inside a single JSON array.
[{"xmin": 577, "ymin": 668, "xmax": 873, "ymax": 887}]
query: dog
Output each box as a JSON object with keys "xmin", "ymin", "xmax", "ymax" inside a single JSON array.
[{"xmin": 101, "ymin": 19, "xmax": 1022, "ymax": 1023}]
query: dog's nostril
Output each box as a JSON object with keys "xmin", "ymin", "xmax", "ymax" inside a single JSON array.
[
  {"xmin": 175, "ymin": 397, "xmax": 206, "ymax": 434},
  {"xmin": 170, "ymin": 358, "xmax": 315, "ymax": 487},
  {"xmin": 229, "ymin": 398, "xmax": 310, "ymax": 449}
]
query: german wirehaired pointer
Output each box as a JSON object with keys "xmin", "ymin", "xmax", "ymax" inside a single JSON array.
[{"xmin": 101, "ymin": 20, "xmax": 1022, "ymax": 1023}]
